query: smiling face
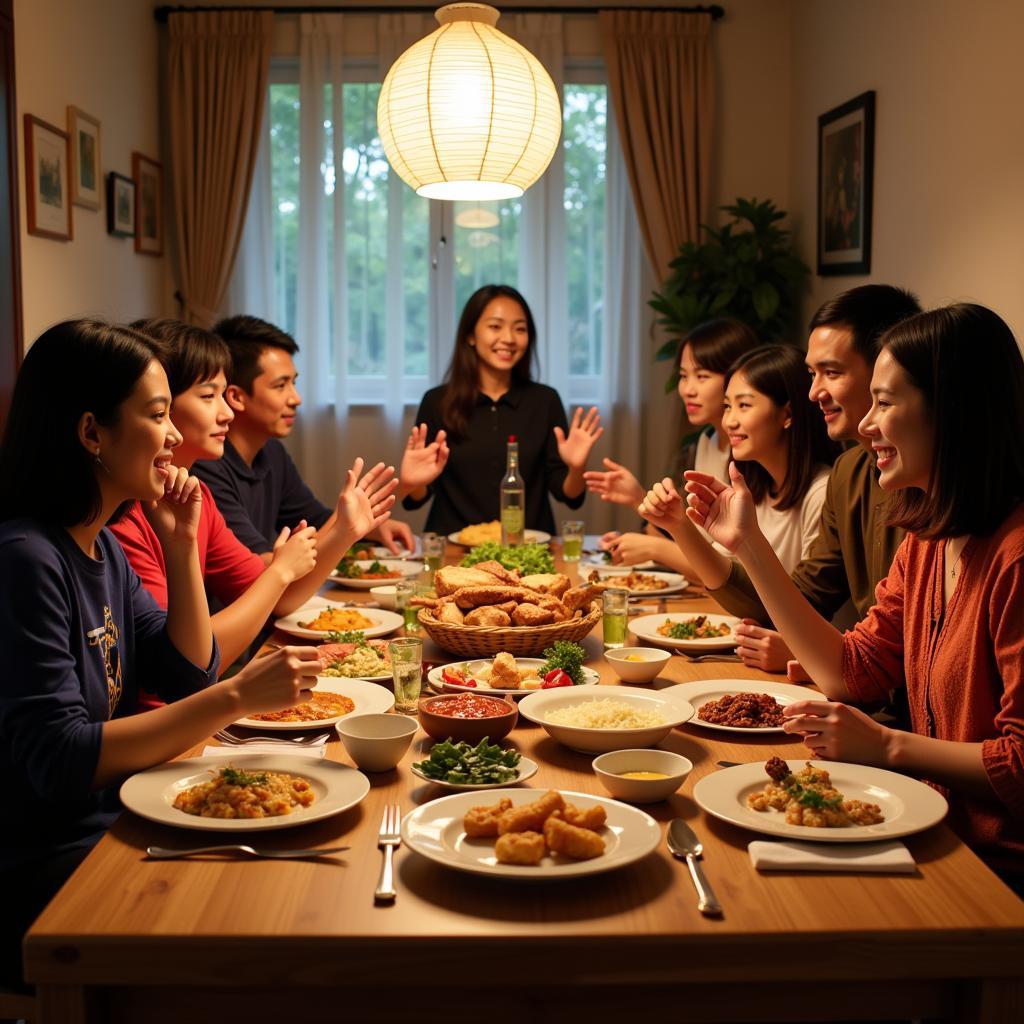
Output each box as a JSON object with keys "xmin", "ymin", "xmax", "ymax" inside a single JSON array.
[
  {"xmin": 858, "ymin": 348, "xmax": 934, "ymax": 491},
  {"xmin": 92, "ymin": 359, "xmax": 182, "ymax": 503},
  {"xmin": 806, "ymin": 325, "xmax": 874, "ymax": 444},
  {"xmin": 469, "ymin": 296, "xmax": 530, "ymax": 376},
  {"xmin": 231, "ymin": 346, "xmax": 301, "ymax": 439},
  {"xmin": 169, "ymin": 370, "xmax": 233, "ymax": 466},
  {"xmin": 722, "ymin": 370, "xmax": 791, "ymax": 464},
  {"xmin": 677, "ymin": 343, "xmax": 727, "ymax": 429}
]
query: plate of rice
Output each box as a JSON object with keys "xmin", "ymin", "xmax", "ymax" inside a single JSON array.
[{"xmin": 517, "ymin": 686, "xmax": 694, "ymax": 753}]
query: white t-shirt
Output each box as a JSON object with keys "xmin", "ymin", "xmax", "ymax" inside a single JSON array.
[{"xmin": 694, "ymin": 429, "xmax": 732, "ymax": 484}]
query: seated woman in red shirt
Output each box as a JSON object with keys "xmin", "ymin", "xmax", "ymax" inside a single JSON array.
[
  {"xmin": 110, "ymin": 318, "xmax": 398, "ymax": 669},
  {"xmin": 641, "ymin": 304, "xmax": 1024, "ymax": 884}
]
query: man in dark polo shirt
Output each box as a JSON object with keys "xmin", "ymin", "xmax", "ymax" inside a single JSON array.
[
  {"xmin": 713, "ymin": 285, "xmax": 922, "ymax": 672},
  {"xmin": 194, "ymin": 315, "xmax": 411, "ymax": 561}
]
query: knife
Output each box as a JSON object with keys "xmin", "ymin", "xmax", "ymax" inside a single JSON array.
[{"xmin": 666, "ymin": 818, "xmax": 723, "ymax": 917}]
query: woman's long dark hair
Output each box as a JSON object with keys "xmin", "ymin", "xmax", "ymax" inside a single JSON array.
[
  {"xmin": 0, "ymin": 319, "xmax": 162, "ymax": 526},
  {"xmin": 728, "ymin": 345, "xmax": 840, "ymax": 511},
  {"xmin": 885, "ymin": 304, "xmax": 1024, "ymax": 538},
  {"xmin": 439, "ymin": 284, "xmax": 539, "ymax": 439}
]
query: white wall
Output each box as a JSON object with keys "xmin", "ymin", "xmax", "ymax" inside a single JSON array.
[
  {"xmin": 14, "ymin": 0, "xmax": 167, "ymax": 348},
  {"xmin": 789, "ymin": 0, "xmax": 1024, "ymax": 339}
]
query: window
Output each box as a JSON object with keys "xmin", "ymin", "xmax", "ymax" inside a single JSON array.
[{"xmin": 266, "ymin": 74, "xmax": 607, "ymax": 399}]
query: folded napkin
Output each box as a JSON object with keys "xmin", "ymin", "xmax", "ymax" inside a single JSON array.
[
  {"xmin": 748, "ymin": 839, "xmax": 916, "ymax": 873},
  {"xmin": 202, "ymin": 743, "xmax": 327, "ymax": 760}
]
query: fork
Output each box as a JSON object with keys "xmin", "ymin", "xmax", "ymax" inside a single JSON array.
[
  {"xmin": 675, "ymin": 652, "xmax": 742, "ymax": 663},
  {"xmin": 374, "ymin": 803, "xmax": 402, "ymax": 903},
  {"xmin": 212, "ymin": 730, "xmax": 329, "ymax": 746},
  {"xmin": 146, "ymin": 844, "xmax": 350, "ymax": 860}
]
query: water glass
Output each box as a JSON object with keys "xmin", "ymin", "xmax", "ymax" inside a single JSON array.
[
  {"xmin": 389, "ymin": 637, "xmax": 423, "ymax": 714},
  {"xmin": 394, "ymin": 580, "xmax": 419, "ymax": 634},
  {"xmin": 602, "ymin": 587, "xmax": 629, "ymax": 649},
  {"xmin": 422, "ymin": 532, "xmax": 445, "ymax": 579},
  {"xmin": 561, "ymin": 520, "xmax": 584, "ymax": 562}
]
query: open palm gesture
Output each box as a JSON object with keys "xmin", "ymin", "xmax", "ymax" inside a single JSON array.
[
  {"xmin": 682, "ymin": 463, "xmax": 757, "ymax": 553},
  {"xmin": 583, "ymin": 457, "xmax": 645, "ymax": 507},
  {"xmin": 336, "ymin": 459, "xmax": 398, "ymax": 540},
  {"xmin": 553, "ymin": 406, "xmax": 604, "ymax": 470},
  {"xmin": 400, "ymin": 424, "xmax": 449, "ymax": 491}
]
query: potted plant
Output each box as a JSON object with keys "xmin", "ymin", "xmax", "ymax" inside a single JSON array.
[{"xmin": 649, "ymin": 198, "xmax": 809, "ymax": 391}]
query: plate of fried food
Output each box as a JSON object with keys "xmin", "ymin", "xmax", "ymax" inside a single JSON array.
[
  {"xmin": 449, "ymin": 522, "xmax": 551, "ymax": 548},
  {"xmin": 120, "ymin": 754, "xmax": 371, "ymax": 832},
  {"xmin": 629, "ymin": 612, "xmax": 740, "ymax": 652},
  {"xmin": 693, "ymin": 758, "xmax": 948, "ymax": 842},
  {"xmin": 663, "ymin": 680, "xmax": 828, "ymax": 734},
  {"xmin": 586, "ymin": 567, "xmax": 689, "ymax": 596},
  {"xmin": 233, "ymin": 677, "xmax": 394, "ymax": 730},
  {"xmin": 428, "ymin": 650, "xmax": 600, "ymax": 699},
  {"xmin": 328, "ymin": 558, "xmax": 422, "ymax": 590},
  {"xmin": 274, "ymin": 600, "xmax": 405, "ymax": 640},
  {"xmin": 401, "ymin": 787, "xmax": 660, "ymax": 878}
]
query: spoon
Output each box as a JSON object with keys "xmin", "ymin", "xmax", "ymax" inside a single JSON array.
[{"xmin": 666, "ymin": 819, "xmax": 722, "ymax": 917}]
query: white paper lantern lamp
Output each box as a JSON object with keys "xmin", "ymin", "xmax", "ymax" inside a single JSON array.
[{"xmin": 377, "ymin": 3, "xmax": 562, "ymax": 200}]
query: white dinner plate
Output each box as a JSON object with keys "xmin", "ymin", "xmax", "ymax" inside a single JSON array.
[
  {"xmin": 428, "ymin": 657, "xmax": 600, "ymax": 699},
  {"xmin": 274, "ymin": 600, "xmax": 404, "ymax": 640},
  {"xmin": 629, "ymin": 612, "xmax": 740, "ymax": 652},
  {"xmin": 664, "ymin": 680, "xmax": 828, "ymax": 734},
  {"xmin": 692, "ymin": 760, "xmax": 948, "ymax": 843},
  {"xmin": 447, "ymin": 529, "xmax": 551, "ymax": 547},
  {"xmin": 327, "ymin": 559, "xmax": 422, "ymax": 590},
  {"xmin": 581, "ymin": 552, "xmax": 658, "ymax": 571},
  {"xmin": 410, "ymin": 755, "xmax": 539, "ymax": 792},
  {"xmin": 401, "ymin": 788, "xmax": 660, "ymax": 879},
  {"xmin": 234, "ymin": 677, "xmax": 395, "ymax": 731},
  {"xmin": 120, "ymin": 754, "xmax": 371, "ymax": 832},
  {"xmin": 586, "ymin": 567, "xmax": 689, "ymax": 597}
]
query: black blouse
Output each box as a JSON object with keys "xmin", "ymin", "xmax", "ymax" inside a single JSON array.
[{"xmin": 403, "ymin": 380, "xmax": 585, "ymax": 536}]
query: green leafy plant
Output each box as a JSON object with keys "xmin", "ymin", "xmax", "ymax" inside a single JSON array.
[{"xmin": 649, "ymin": 198, "xmax": 809, "ymax": 392}]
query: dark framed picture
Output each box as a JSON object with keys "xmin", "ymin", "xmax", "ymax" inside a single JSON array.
[
  {"xmin": 107, "ymin": 172, "xmax": 135, "ymax": 237},
  {"xmin": 132, "ymin": 150, "xmax": 163, "ymax": 256},
  {"xmin": 68, "ymin": 106, "xmax": 101, "ymax": 211},
  {"xmin": 817, "ymin": 90, "xmax": 875, "ymax": 275},
  {"xmin": 24, "ymin": 114, "xmax": 72, "ymax": 241}
]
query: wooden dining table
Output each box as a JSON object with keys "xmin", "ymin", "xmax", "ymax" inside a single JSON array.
[{"xmin": 23, "ymin": 543, "xmax": 1024, "ymax": 1023}]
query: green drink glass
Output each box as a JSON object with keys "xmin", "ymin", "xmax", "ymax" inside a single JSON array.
[
  {"xmin": 602, "ymin": 587, "xmax": 629, "ymax": 649},
  {"xmin": 389, "ymin": 637, "xmax": 423, "ymax": 715},
  {"xmin": 561, "ymin": 520, "xmax": 584, "ymax": 562}
]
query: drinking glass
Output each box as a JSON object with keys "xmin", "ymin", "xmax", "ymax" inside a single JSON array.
[
  {"xmin": 422, "ymin": 533, "xmax": 445, "ymax": 579},
  {"xmin": 602, "ymin": 588, "xmax": 629, "ymax": 649},
  {"xmin": 389, "ymin": 637, "xmax": 423, "ymax": 715},
  {"xmin": 561, "ymin": 520, "xmax": 584, "ymax": 562},
  {"xmin": 394, "ymin": 580, "xmax": 419, "ymax": 634}
]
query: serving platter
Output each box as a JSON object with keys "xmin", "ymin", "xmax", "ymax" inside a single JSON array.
[
  {"xmin": 428, "ymin": 657, "xmax": 600, "ymax": 699},
  {"xmin": 328, "ymin": 559, "xmax": 422, "ymax": 590},
  {"xmin": 585, "ymin": 566, "xmax": 689, "ymax": 597},
  {"xmin": 409, "ymin": 755, "xmax": 539, "ymax": 792},
  {"xmin": 664, "ymin": 679, "xmax": 828, "ymax": 734},
  {"xmin": 629, "ymin": 612, "xmax": 740, "ymax": 653},
  {"xmin": 447, "ymin": 529, "xmax": 551, "ymax": 547},
  {"xmin": 233, "ymin": 677, "xmax": 394, "ymax": 730},
  {"xmin": 274, "ymin": 600, "xmax": 404, "ymax": 640}
]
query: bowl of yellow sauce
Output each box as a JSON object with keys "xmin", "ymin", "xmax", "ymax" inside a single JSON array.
[
  {"xmin": 603, "ymin": 647, "xmax": 671, "ymax": 684},
  {"xmin": 591, "ymin": 749, "xmax": 692, "ymax": 803}
]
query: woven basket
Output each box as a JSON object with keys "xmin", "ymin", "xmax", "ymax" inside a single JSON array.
[{"xmin": 417, "ymin": 601, "xmax": 601, "ymax": 658}]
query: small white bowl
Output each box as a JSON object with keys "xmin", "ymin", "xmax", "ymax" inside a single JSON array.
[
  {"xmin": 370, "ymin": 585, "xmax": 398, "ymax": 610},
  {"xmin": 592, "ymin": 749, "xmax": 693, "ymax": 803},
  {"xmin": 336, "ymin": 713, "xmax": 417, "ymax": 772},
  {"xmin": 604, "ymin": 647, "xmax": 671, "ymax": 684}
]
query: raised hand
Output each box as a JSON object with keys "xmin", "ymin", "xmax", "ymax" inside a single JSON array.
[
  {"xmin": 782, "ymin": 700, "xmax": 893, "ymax": 766},
  {"xmin": 637, "ymin": 478, "xmax": 687, "ymax": 533},
  {"xmin": 142, "ymin": 465, "xmax": 203, "ymax": 548},
  {"xmin": 336, "ymin": 458, "xmax": 398, "ymax": 540},
  {"xmin": 233, "ymin": 646, "xmax": 322, "ymax": 716},
  {"xmin": 371, "ymin": 518, "xmax": 415, "ymax": 555},
  {"xmin": 553, "ymin": 406, "xmax": 604, "ymax": 470},
  {"xmin": 399, "ymin": 424, "xmax": 449, "ymax": 491},
  {"xmin": 682, "ymin": 463, "xmax": 757, "ymax": 553},
  {"xmin": 583, "ymin": 457, "xmax": 645, "ymax": 507},
  {"xmin": 270, "ymin": 519, "xmax": 318, "ymax": 585}
]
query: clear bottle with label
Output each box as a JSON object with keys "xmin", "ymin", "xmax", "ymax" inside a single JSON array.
[{"xmin": 500, "ymin": 435, "xmax": 525, "ymax": 546}]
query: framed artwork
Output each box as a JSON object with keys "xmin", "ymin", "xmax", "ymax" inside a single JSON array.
[
  {"xmin": 107, "ymin": 172, "xmax": 135, "ymax": 237},
  {"xmin": 132, "ymin": 150, "xmax": 163, "ymax": 256},
  {"xmin": 24, "ymin": 114, "xmax": 72, "ymax": 241},
  {"xmin": 67, "ymin": 105, "xmax": 101, "ymax": 210},
  {"xmin": 817, "ymin": 90, "xmax": 875, "ymax": 275}
]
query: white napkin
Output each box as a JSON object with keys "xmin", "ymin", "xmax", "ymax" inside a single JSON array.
[
  {"xmin": 748, "ymin": 839, "xmax": 916, "ymax": 873},
  {"xmin": 202, "ymin": 743, "xmax": 327, "ymax": 760}
]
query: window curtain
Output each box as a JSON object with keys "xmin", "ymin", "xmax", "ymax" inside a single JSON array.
[
  {"xmin": 598, "ymin": 10, "xmax": 714, "ymax": 282},
  {"xmin": 167, "ymin": 10, "xmax": 273, "ymax": 326}
]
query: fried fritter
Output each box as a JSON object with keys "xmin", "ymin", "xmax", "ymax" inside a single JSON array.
[
  {"xmin": 543, "ymin": 812, "xmax": 606, "ymax": 860},
  {"xmin": 452, "ymin": 585, "xmax": 535, "ymax": 609},
  {"xmin": 495, "ymin": 830, "xmax": 546, "ymax": 865},
  {"xmin": 511, "ymin": 602, "xmax": 556, "ymax": 626},
  {"xmin": 562, "ymin": 802, "xmax": 607, "ymax": 831},
  {"xmin": 434, "ymin": 565, "xmax": 510, "ymax": 597},
  {"xmin": 496, "ymin": 790, "xmax": 565, "ymax": 834},
  {"xmin": 470, "ymin": 560, "xmax": 521, "ymax": 586},
  {"xmin": 562, "ymin": 582, "xmax": 607, "ymax": 613},
  {"xmin": 436, "ymin": 601, "xmax": 465, "ymax": 625},
  {"xmin": 519, "ymin": 573, "xmax": 572, "ymax": 598},
  {"xmin": 464, "ymin": 797, "xmax": 513, "ymax": 838},
  {"xmin": 489, "ymin": 651, "xmax": 522, "ymax": 689},
  {"xmin": 464, "ymin": 606, "xmax": 512, "ymax": 627}
]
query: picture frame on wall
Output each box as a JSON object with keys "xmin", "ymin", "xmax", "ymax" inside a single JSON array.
[
  {"xmin": 67, "ymin": 105, "xmax": 101, "ymax": 210},
  {"xmin": 132, "ymin": 150, "xmax": 163, "ymax": 256},
  {"xmin": 24, "ymin": 114, "xmax": 72, "ymax": 241},
  {"xmin": 107, "ymin": 172, "xmax": 135, "ymax": 237},
  {"xmin": 817, "ymin": 90, "xmax": 875, "ymax": 276}
]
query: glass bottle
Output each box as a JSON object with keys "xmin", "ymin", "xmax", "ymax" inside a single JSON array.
[{"xmin": 500, "ymin": 435, "xmax": 525, "ymax": 546}]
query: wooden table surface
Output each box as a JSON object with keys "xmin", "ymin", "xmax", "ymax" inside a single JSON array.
[{"xmin": 24, "ymin": 547, "xmax": 1024, "ymax": 1023}]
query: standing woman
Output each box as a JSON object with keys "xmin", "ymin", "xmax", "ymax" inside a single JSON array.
[
  {"xmin": 662, "ymin": 305, "xmax": 1024, "ymax": 885},
  {"xmin": 0, "ymin": 321, "xmax": 321, "ymax": 989},
  {"xmin": 399, "ymin": 284, "xmax": 603, "ymax": 536}
]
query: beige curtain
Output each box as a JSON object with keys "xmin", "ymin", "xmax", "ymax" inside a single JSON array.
[
  {"xmin": 598, "ymin": 10, "xmax": 714, "ymax": 283},
  {"xmin": 167, "ymin": 11, "xmax": 273, "ymax": 326}
]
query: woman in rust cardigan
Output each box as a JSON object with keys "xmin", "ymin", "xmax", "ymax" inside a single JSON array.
[{"xmin": 641, "ymin": 303, "xmax": 1024, "ymax": 886}]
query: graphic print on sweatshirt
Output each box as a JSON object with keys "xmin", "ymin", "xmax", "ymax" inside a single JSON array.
[{"xmin": 87, "ymin": 605, "xmax": 123, "ymax": 713}]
